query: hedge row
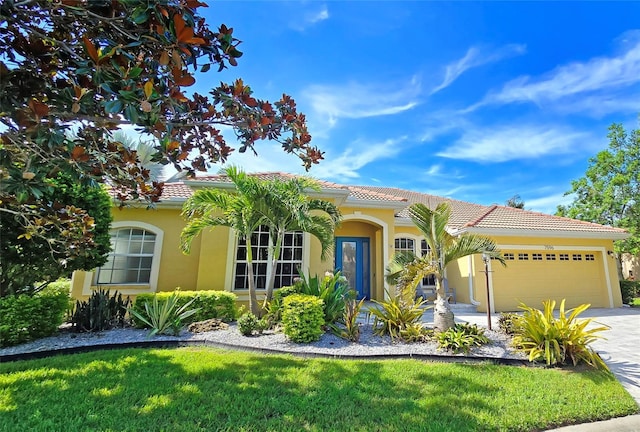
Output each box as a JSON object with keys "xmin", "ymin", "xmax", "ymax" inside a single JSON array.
[
  {"xmin": 131, "ymin": 290, "xmax": 238, "ymax": 327},
  {"xmin": 620, "ymin": 280, "xmax": 640, "ymax": 304},
  {"xmin": 0, "ymin": 282, "xmax": 71, "ymax": 347}
]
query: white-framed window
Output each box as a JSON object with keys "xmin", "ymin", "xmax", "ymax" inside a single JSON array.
[
  {"xmin": 573, "ymin": 254, "xmax": 582, "ymax": 261},
  {"xmin": 394, "ymin": 238, "xmax": 415, "ymax": 256},
  {"xmin": 518, "ymin": 253, "xmax": 529, "ymax": 260},
  {"xmin": 532, "ymin": 253, "xmax": 543, "ymax": 261},
  {"xmin": 585, "ymin": 254, "xmax": 595, "ymax": 261},
  {"xmin": 93, "ymin": 222, "xmax": 163, "ymax": 287},
  {"xmin": 233, "ymin": 225, "xmax": 303, "ymax": 290},
  {"xmin": 503, "ymin": 253, "xmax": 515, "ymax": 260},
  {"xmin": 394, "ymin": 236, "xmax": 435, "ymax": 286},
  {"xmin": 546, "ymin": 253, "xmax": 556, "ymax": 261},
  {"xmin": 559, "ymin": 253, "xmax": 569, "ymax": 261}
]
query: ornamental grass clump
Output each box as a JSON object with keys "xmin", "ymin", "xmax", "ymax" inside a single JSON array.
[
  {"xmin": 282, "ymin": 294, "xmax": 324, "ymax": 343},
  {"xmin": 513, "ymin": 299, "xmax": 610, "ymax": 371}
]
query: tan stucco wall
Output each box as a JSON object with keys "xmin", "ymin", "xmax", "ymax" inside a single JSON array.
[
  {"xmin": 71, "ymin": 200, "xmax": 623, "ymax": 311},
  {"xmin": 622, "ymin": 253, "xmax": 639, "ymax": 280}
]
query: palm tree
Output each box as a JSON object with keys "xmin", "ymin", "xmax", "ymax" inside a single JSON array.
[
  {"xmin": 180, "ymin": 167, "xmax": 341, "ymax": 315},
  {"xmin": 258, "ymin": 176, "xmax": 341, "ymax": 306},
  {"xmin": 180, "ymin": 167, "xmax": 266, "ymax": 315},
  {"xmin": 389, "ymin": 202, "xmax": 505, "ymax": 332}
]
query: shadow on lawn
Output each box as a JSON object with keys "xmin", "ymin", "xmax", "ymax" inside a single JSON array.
[{"xmin": 0, "ymin": 347, "xmax": 633, "ymax": 432}]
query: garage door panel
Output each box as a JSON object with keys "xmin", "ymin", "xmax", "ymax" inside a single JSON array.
[{"xmin": 491, "ymin": 250, "xmax": 607, "ymax": 311}]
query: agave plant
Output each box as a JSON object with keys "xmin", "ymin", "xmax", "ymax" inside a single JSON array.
[
  {"xmin": 129, "ymin": 292, "xmax": 199, "ymax": 337},
  {"xmin": 513, "ymin": 299, "xmax": 610, "ymax": 371}
]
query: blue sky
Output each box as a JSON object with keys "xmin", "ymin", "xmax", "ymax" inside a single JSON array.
[{"xmin": 194, "ymin": 1, "xmax": 640, "ymax": 214}]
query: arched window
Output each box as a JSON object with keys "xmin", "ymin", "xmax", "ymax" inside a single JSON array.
[{"xmin": 94, "ymin": 223, "xmax": 162, "ymax": 287}]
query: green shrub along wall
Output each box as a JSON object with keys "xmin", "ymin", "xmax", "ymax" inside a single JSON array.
[
  {"xmin": 0, "ymin": 281, "xmax": 71, "ymax": 347},
  {"xmin": 282, "ymin": 294, "xmax": 325, "ymax": 343},
  {"xmin": 620, "ymin": 281, "xmax": 640, "ymax": 304},
  {"xmin": 131, "ymin": 290, "xmax": 238, "ymax": 327}
]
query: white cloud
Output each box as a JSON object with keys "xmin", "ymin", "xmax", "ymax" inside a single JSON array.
[
  {"xmin": 431, "ymin": 44, "xmax": 526, "ymax": 94},
  {"xmin": 303, "ymin": 78, "xmax": 420, "ymax": 128},
  {"xmin": 437, "ymin": 125, "xmax": 590, "ymax": 162},
  {"xmin": 425, "ymin": 164, "xmax": 442, "ymax": 176},
  {"xmin": 312, "ymin": 137, "xmax": 407, "ymax": 180},
  {"xmin": 471, "ymin": 30, "xmax": 640, "ymax": 115},
  {"xmin": 291, "ymin": 4, "xmax": 330, "ymax": 31},
  {"xmin": 526, "ymin": 192, "xmax": 575, "ymax": 214}
]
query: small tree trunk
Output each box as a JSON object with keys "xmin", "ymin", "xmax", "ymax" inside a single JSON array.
[
  {"xmin": 245, "ymin": 236, "xmax": 261, "ymax": 317},
  {"xmin": 615, "ymin": 253, "xmax": 624, "ymax": 281},
  {"xmin": 433, "ymin": 276, "xmax": 454, "ymax": 332},
  {"xmin": 264, "ymin": 231, "xmax": 283, "ymax": 310}
]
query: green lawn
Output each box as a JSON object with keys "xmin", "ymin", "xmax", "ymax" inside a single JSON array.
[
  {"xmin": 631, "ymin": 297, "xmax": 640, "ymax": 307},
  {"xmin": 0, "ymin": 347, "xmax": 637, "ymax": 432}
]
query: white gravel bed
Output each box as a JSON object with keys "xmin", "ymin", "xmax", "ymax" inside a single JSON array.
[{"xmin": 0, "ymin": 323, "xmax": 526, "ymax": 361}]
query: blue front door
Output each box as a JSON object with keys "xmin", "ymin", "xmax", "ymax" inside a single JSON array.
[{"xmin": 335, "ymin": 237, "xmax": 370, "ymax": 300}]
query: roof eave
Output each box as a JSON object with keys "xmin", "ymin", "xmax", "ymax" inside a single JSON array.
[
  {"xmin": 343, "ymin": 198, "xmax": 408, "ymax": 211},
  {"xmin": 453, "ymin": 227, "xmax": 630, "ymax": 240}
]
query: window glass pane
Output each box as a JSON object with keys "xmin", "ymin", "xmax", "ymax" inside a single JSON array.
[
  {"xmin": 94, "ymin": 227, "xmax": 156, "ymax": 285},
  {"xmin": 142, "ymin": 241, "xmax": 155, "ymax": 254}
]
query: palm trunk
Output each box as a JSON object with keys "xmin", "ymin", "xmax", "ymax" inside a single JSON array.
[
  {"xmin": 263, "ymin": 230, "xmax": 283, "ymax": 310},
  {"xmin": 433, "ymin": 275, "xmax": 454, "ymax": 332},
  {"xmin": 245, "ymin": 236, "xmax": 260, "ymax": 316}
]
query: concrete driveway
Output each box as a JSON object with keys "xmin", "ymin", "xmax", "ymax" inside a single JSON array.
[{"xmin": 452, "ymin": 306, "xmax": 640, "ymax": 406}]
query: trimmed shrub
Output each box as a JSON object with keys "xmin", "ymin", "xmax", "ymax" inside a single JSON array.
[
  {"xmin": 131, "ymin": 290, "xmax": 238, "ymax": 327},
  {"xmin": 295, "ymin": 271, "xmax": 354, "ymax": 326},
  {"xmin": 238, "ymin": 312, "xmax": 261, "ymax": 336},
  {"xmin": 513, "ymin": 299, "xmax": 610, "ymax": 371},
  {"xmin": 620, "ymin": 281, "xmax": 640, "ymax": 304},
  {"xmin": 264, "ymin": 285, "xmax": 300, "ymax": 327},
  {"xmin": 72, "ymin": 289, "xmax": 130, "ymax": 332},
  {"xmin": 0, "ymin": 289, "xmax": 70, "ymax": 347},
  {"xmin": 282, "ymin": 294, "xmax": 325, "ymax": 343}
]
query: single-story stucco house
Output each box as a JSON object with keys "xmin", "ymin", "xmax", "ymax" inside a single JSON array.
[{"xmin": 70, "ymin": 172, "xmax": 629, "ymax": 312}]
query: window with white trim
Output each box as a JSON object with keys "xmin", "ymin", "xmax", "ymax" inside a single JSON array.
[
  {"xmin": 572, "ymin": 254, "xmax": 582, "ymax": 261},
  {"xmin": 394, "ymin": 238, "xmax": 415, "ymax": 256},
  {"xmin": 393, "ymin": 237, "xmax": 435, "ymax": 286},
  {"xmin": 503, "ymin": 253, "xmax": 515, "ymax": 260},
  {"xmin": 546, "ymin": 253, "xmax": 556, "ymax": 261},
  {"xmin": 233, "ymin": 226, "xmax": 303, "ymax": 290},
  {"xmin": 518, "ymin": 253, "xmax": 529, "ymax": 260},
  {"xmin": 585, "ymin": 254, "xmax": 595, "ymax": 261},
  {"xmin": 420, "ymin": 240, "xmax": 436, "ymax": 286},
  {"xmin": 559, "ymin": 253, "xmax": 569, "ymax": 261},
  {"xmin": 532, "ymin": 253, "xmax": 543, "ymax": 261},
  {"xmin": 95, "ymin": 228, "xmax": 156, "ymax": 284}
]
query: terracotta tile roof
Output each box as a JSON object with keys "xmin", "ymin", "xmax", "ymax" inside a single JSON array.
[
  {"xmin": 160, "ymin": 182, "xmax": 193, "ymax": 200},
  {"xmin": 354, "ymin": 186, "xmax": 487, "ymax": 229},
  {"xmin": 463, "ymin": 204, "xmax": 628, "ymax": 234},
  {"xmin": 193, "ymin": 172, "xmax": 348, "ymax": 191},
  {"xmin": 346, "ymin": 186, "xmax": 407, "ymax": 203},
  {"xmin": 353, "ymin": 185, "xmax": 627, "ymax": 236},
  {"xmin": 143, "ymin": 172, "xmax": 626, "ymax": 237}
]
